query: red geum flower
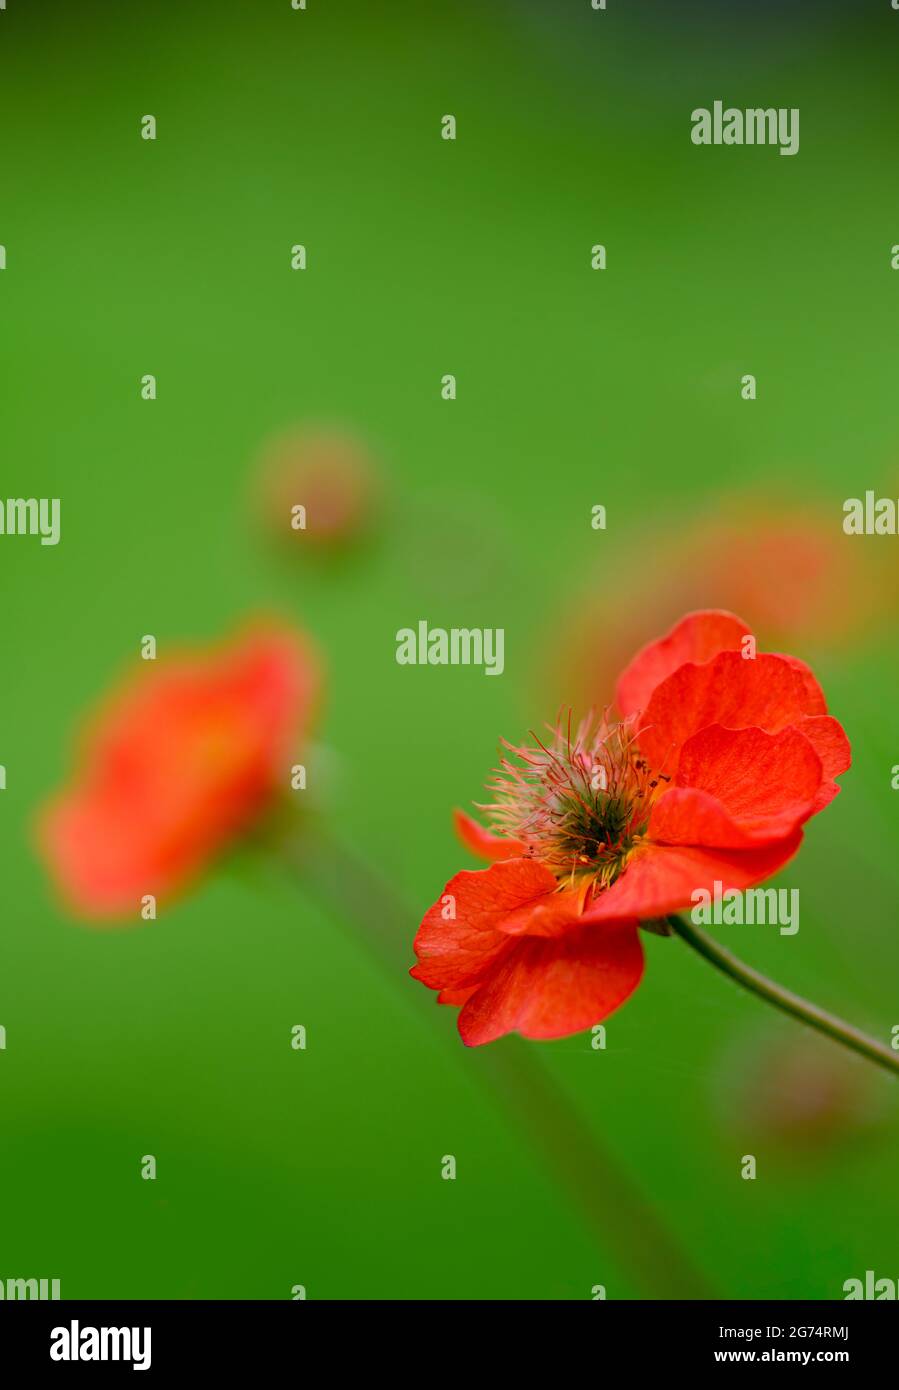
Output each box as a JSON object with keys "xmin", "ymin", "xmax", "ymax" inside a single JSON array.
[
  {"xmin": 411, "ymin": 610, "xmax": 851, "ymax": 1046},
  {"xmin": 37, "ymin": 625, "xmax": 318, "ymax": 922}
]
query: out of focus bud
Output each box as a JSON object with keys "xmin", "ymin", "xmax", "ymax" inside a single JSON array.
[
  {"xmin": 716, "ymin": 1024, "xmax": 885, "ymax": 1154},
  {"xmin": 258, "ymin": 425, "xmax": 377, "ymax": 551}
]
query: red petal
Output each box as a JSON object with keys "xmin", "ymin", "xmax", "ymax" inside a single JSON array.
[
  {"xmin": 453, "ymin": 808, "xmax": 526, "ymax": 861},
  {"xmin": 437, "ymin": 985, "xmax": 480, "ymax": 1007},
  {"xmin": 637, "ymin": 651, "xmax": 827, "ymax": 774},
  {"xmin": 581, "ymin": 834, "xmax": 803, "ymax": 925},
  {"xmin": 410, "ymin": 858, "xmax": 559, "ymax": 994},
  {"xmin": 492, "ymin": 888, "xmax": 585, "ymax": 938},
  {"xmin": 410, "ymin": 916, "xmax": 512, "ymax": 996},
  {"xmin": 457, "ymin": 922, "xmax": 644, "ymax": 1046},
  {"xmin": 772, "ymin": 654, "xmax": 828, "ymax": 715},
  {"xmin": 616, "ymin": 609, "xmax": 751, "ymax": 717},
  {"xmin": 648, "ymin": 788, "xmax": 761, "ymax": 850},
  {"xmin": 795, "ymin": 715, "xmax": 852, "ymax": 810},
  {"xmin": 649, "ymin": 724, "xmax": 824, "ymax": 847}
]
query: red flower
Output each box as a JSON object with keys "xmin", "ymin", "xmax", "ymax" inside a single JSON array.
[
  {"xmin": 37, "ymin": 626, "xmax": 318, "ymax": 922},
  {"xmin": 411, "ymin": 610, "xmax": 850, "ymax": 1046}
]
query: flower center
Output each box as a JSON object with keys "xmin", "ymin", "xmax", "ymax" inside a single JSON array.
[{"xmin": 482, "ymin": 712, "xmax": 667, "ymax": 891}]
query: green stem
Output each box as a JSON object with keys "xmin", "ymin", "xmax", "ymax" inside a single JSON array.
[{"xmin": 668, "ymin": 914, "xmax": 899, "ymax": 1077}]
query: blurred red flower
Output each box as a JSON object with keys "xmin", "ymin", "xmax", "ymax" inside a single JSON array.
[
  {"xmin": 554, "ymin": 492, "xmax": 887, "ymax": 716},
  {"xmin": 37, "ymin": 626, "xmax": 318, "ymax": 921},
  {"xmin": 411, "ymin": 610, "xmax": 850, "ymax": 1046}
]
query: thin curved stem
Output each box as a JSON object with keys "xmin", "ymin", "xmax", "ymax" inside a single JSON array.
[{"xmin": 668, "ymin": 914, "xmax": 899, "ymax": 1077}]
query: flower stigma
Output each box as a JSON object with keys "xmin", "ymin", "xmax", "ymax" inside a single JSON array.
[{"xmin": 481, "ymin": 711, "xmax": 669, "ymax": 893}]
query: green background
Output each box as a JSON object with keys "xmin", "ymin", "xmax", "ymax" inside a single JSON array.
[{"xmin": 0, "ymin": 0, "xmax": 897, "ymax": 1299}]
